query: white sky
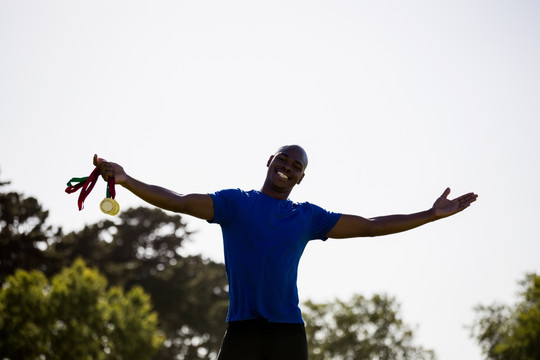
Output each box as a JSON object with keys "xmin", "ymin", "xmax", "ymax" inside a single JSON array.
[{"xmin": 1, "ymin": 1, "xmax": 539, "ymax": 359}]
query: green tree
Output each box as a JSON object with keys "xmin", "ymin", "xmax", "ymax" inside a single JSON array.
[
  {"xmin": 470, "ymin": 273, "xmax": 540, "ymax": 360},
  {"xmin": 0, "ymin": 258, "xmax": 163, "ymax": 359},
  {"xmin": 303, "ymin": 294, "xmax": 436, "ymax": 360},
  {"xmin": 1, "ymin": 173, "xmax": 228, "ymax": 359},
  {"xmin": 46, "ymin": 207, "xmax": 229, "ymax": 360}
]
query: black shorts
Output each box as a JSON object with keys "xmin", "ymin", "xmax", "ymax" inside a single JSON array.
[{"xmin": 217, "ymin": 319, "xmax": 308, "ymax": 360}]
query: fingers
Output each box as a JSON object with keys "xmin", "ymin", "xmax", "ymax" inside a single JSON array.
[
  {"xmin": 458, "ymin": 192, "xmax": 478, "ymax": 206},
  {"xmin": 440, "ymin": 187, "xmax": 451, "ymax": 199},
  {"xmin": 441, "ymin": 188, "xmax": 478, "ymax": 206},
  {"xmin": 93, "ymin": 154, "xmax": 105, "ymax": 167},
  {"xmin": 452, "ymin": 193, "xmax": 478, "ymax": 214},
  {"xmin": 93, "ymin": 154, "xmax": 113, "ymax": 181}
]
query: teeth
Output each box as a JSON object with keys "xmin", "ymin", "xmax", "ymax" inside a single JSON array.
[{"xmin": 277, "ymin": 171, "xmax": 288, "ymax": 179}]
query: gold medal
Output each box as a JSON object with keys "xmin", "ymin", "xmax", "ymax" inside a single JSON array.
[
  {"xmin": 100, "ymin": 198, "xmax": 120, "ymax": 215},
  {"xmin": 111, "ymin": 199, "xmax": 120, "ymax": 215}
]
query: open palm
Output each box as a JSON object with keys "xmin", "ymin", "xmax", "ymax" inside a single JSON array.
[{"xmin": 433, "ymin": 187, "xmax": 478, "ymax": 218}]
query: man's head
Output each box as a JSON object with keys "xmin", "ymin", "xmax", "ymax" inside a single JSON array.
[{"xmin": 261, "ymin": 145, "xmax": 308, "ymax": 199}]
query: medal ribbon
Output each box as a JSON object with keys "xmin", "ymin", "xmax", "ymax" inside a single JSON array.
[
  {"xmin": 65, "ymin": 167, "xmax": 100, "ymax": 210},
  {"xmin": 106, "ymin": 176, "xmax": 116, "ymax": 199},
  {"xmin": 65, "ymin": 168, "xmax": 115, "ymax": 210}
]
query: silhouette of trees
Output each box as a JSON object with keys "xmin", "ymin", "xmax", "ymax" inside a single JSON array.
[
  {"xmin": 1, "ymin": 177, "xmax": 228, "ymax": 359},
  {"xmin": 470, "ymin": 273, "xmax": 540, "ymax": 360},
  {"xmin": 303, "ymin": 294, "xmax": 436, "ymax": 360}
]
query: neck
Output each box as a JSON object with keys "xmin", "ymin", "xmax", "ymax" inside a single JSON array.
[{"xmin": 260, "ymin": 182, "xmax": 291, "ymax": 200}]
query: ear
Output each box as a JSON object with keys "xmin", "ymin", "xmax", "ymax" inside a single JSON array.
[
  {"xmin": 267, "ymin": 155, "xmax": 274, "ymax": 167},
  {"xmin": 297, "ymin": 172, "xmax": 305, "ymax": 185}
]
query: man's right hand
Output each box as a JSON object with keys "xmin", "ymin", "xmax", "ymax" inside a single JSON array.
[{"xmin": 93, "ymin": 154, "xmax": 128, "ymax": 185}]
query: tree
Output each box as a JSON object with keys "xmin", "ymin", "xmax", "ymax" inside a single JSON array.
[
  {"xmin": 0, "ymin": 258, "xmax": 163, "ymax": 359},
  {"xmin": 470, "ymin": 273, "xmax": 540, "ymax": 360},
  {"xmin": 1, "ymin": 172, "xmax": 228, "ymax": 359},
  {"xmin": 45, "ymin": 207, "xmax": 229, "ymax": 360},
  {"xmin": 0, "ymin": 179, "xmax": 56, "ymax": 281},
  {"xmin": 303, "ymin": 294, "xmax": 436, "ymax": 360}
]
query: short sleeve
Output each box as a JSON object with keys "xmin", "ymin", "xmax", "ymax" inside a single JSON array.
[
  {"xmin": 207, "ymin": 189, "xmax": 240, "ymax": 226},
  {"xmin": 308, "ymin": 203, "xmax": 341, "ymax": 240}
]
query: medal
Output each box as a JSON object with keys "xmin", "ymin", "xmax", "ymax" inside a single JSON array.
[
  {"xmin": 100, "ymin": 177, "xmax": 119, "ymax": 216},
  {"xmin": 100, "ymin": 198, "xmax": 120, "ymax": 215},
  {"xmin": 66, "ymin": 167, "xmax": 120, "ymax": 216}
]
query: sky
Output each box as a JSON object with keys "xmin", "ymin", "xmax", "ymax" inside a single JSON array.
[{"xmin": 1, "ymin": 1, "xmax": 539, "ymax": 359}]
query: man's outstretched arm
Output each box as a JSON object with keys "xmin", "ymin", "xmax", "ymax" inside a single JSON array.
[
  {"xmin": 93, "ymin": 155, "xmax": 214, "ymax": 220},
  {"xmin": 326, "ymin": 188, "xmax": 478, "ymax": 239}
]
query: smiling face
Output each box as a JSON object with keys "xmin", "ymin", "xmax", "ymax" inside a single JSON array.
[{"xmin": 261, "ymin": 145, "xmax": 308, "ymax": 199}]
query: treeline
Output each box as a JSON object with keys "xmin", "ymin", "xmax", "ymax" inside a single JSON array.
[
  {"xmin": 0, "ymin": 176, "xmax": 538, "ymax": 359},
  {"xmin": 1, "ymin": 179, "xmax": 228, "ymax": 359}
]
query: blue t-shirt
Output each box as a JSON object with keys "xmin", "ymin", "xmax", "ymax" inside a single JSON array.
[{"xmin": 209, "ymin": 189, "xmax": 341, "ymax": 323}]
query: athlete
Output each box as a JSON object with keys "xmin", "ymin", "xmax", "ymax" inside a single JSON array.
[{"xmin": 94, "ymin": 145, "xmax": 477, "ymax": 360}]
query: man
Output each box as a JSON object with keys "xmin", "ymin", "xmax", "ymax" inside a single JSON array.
[{"xmin": 94, "ymin": 145, "xmax": 477, "ymax": 360}]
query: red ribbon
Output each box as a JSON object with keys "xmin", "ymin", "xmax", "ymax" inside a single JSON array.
[
  {"xmin": 65, "ymin": 167, "xmax": 101, "ymax": 210},
  {"xmin": 106, "ymin": 176, "xmax": 116, "ymax": 199}
]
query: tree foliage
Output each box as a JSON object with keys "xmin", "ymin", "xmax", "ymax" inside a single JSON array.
[
  {"xmin": 303, "ymin": 294, "xmax": 436, "ymax": 360},
  {"xmin": 0, "ymin": 258, "xmax": 163, "ymax": 359},
  {"xmin": 0, "ymin": 181, "xmax": 56, "ymax": 280},
  {"xmin": 1, "ymin": 179, "xmax": 228, "ymax": 360},
  {"xmin": 470, "ymin": 273, "xmax": 540, "ymax": 360},
  {"xmin": 45, "ymin": 207, "xmax": 229, "ymax": 359}
]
